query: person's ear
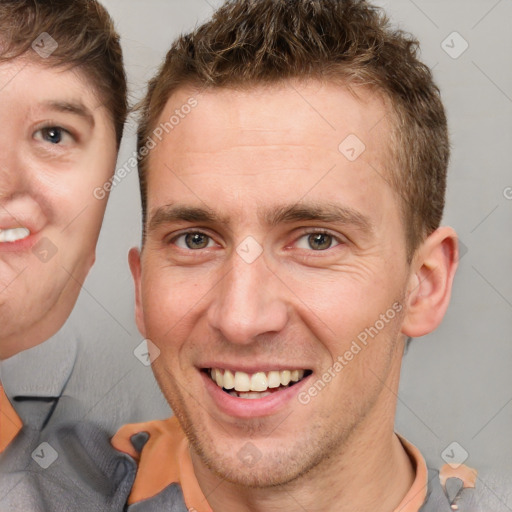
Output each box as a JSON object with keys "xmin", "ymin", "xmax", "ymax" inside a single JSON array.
[
  {"xmin": 128, "ymin": 247, "xmax": 146, "ymax": 338},
  {"xmin": 401, "ymin": 226, "xmax": 459, "ymax": 338}
]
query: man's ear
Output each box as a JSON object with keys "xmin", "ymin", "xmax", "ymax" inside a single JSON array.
[
  {"xmin": 128, "ymin": 247, "xmax": 146, "ymax": 338},
  {"xmin": 401, "ymin": 226, "xmax": 459, "ymax": 338}
]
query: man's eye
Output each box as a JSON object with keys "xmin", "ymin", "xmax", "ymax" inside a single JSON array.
[
  {"xmin": 174, "ymin": 232, "xmax": 216, "ymax": 250},
  {"xmin": 34, "ymin": 126, "xmax": 73, "ymax": 145},
  {"xmin": 296, "ymin": 232, "xmax": 340, "ymax": 251}
]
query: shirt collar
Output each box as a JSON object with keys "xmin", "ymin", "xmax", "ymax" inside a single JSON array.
[
  {"xmin": 113, "ymin": 420, "xmax": 429, "ymax": 512},
  {"xmin": 0, "ymin": 316, "xmax": 78, "ymax": 401},
  {"xmin": 394, "ymin": 434, "xmax": 429, "ymax": 512},
  {"xmin": 0, "ymin": 385, "xmax": 23, "ymax": 453}
]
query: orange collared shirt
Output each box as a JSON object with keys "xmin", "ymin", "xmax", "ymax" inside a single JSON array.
[
  {"xmin": 113, "ymin": 417, "xmax": 429, "ymax": 512},
  {"xmin": 0, "ymin": 385, "xmax": 23, "ymax": 453},
  {"xmin": 113, "ymin": 417, "xmax": 212, "ymax": 512},
  {"xmin": 395, "ymin": 435, "xmax": 429, "ymax": 512}
]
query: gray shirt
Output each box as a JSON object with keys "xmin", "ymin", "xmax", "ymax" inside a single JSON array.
[{"xmin": 0, "ymin": 319, "xmax": 135, "ymax": 511}]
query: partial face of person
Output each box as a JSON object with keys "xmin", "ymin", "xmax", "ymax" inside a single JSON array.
[
  {"xmin": 132, "ymin": 81, "xmax": 416, "ymax": 487},
  {"xmin": 0, "ymin": 58, "xmax": 117, "ymax": 358}
]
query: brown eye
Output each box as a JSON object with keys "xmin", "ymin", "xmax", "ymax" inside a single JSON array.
[
  {"xmin": 185, "ymin": 233, "xmax": 210, "ymax": 249},
  {"xmin": 307, "ymin": 233, "xmax": 334, "ymax": 250}
]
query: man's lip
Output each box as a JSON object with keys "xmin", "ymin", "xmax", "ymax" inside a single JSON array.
[
  {"xmin": 199, "ymin": 364, "xmax": 311, "ymax": 373},
  {"xmin": 201, "ymin": 370, "xmax": 312, "ymax": 418},
  {"xmin": 0, "ymin": 219, "xmax": 40, "ymax": 234},
  {"xmin": 0, "ymin": 209, "xmax": 46, "ymax": 234},
  {"xmin": 0, "ymin": 231, "xmax": 41, "ymax": 253}
]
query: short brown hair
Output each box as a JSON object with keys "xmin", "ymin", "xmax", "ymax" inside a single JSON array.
[
  {"xmin": 0, "ymin": 0, "xmax": 127, "ymax": 148},
  {"xmin": 138, "ymin": 0, "xmax": 449, "ymax": 257}
]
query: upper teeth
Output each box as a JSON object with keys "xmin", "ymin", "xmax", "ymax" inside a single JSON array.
[
  {"xmin": 210, "ymin": 369, "xmax": 306, "ymax": 393},
  {"xmin": 0, "ymin": 228, "xmax": 30, "ymax": 243}
]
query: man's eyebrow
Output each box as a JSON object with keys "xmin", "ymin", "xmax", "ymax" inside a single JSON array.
[
  {"xmin": 41, "ymin": 100, "xmax": 95, "ymax": 128},
  {"xmin": 148, "ymin": 205, "xmax": 229, "ymax": 232},
  {"xmin": 148, "ymin": 203, "xmax": 373, "ymax": 234},
  {"xmin": 263, "ymin": 203, "xmax": 374, "ymax": 233}
]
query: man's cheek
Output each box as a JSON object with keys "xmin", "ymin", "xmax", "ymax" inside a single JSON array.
[
  {"xmin": 144, "ymin": 307, "xmax": 170, "ymax": 339},
  {"xmin": 143, "ymin": 294, "xmax": 189, "ymax": 345}
]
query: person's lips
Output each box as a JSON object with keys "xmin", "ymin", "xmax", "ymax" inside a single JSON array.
[
  {"xmin": 207, "ymin": 368, "xmax": 311, "ymax": 398},
  {"xmin": 0, "ymin": 210, "xmax": 46, "ymax": 252},
  {"xmin": 200, "ymin": 366, "xmax": 313, "ymax": 418},
  {"xmin": 0, "ymin": 222, "xmax": 42, "ymax": 253},
  {"xmin": 0, "ymin": 227, "xmax": 31, "ymax": 243}
]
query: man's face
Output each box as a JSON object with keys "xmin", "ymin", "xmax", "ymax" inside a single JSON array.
[
  {"xmin": 0, "ymin": 58, "xmax": 117, "ymax": 358},
  {"xmin": 133, "ymin": 81, "xmax": 415, "ymax": 487}
]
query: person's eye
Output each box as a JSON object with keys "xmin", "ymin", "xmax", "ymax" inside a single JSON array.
[
  {"xmin": 295, "ymin": 232, "xmax": 341, "ymax": 251},
  {"xmin": 174, "ymin": 232, "xmax": 216, "ymax": 250},
  {"xmin": 34, "ymin": 126, "xmax": 74, "ymax": 145}
]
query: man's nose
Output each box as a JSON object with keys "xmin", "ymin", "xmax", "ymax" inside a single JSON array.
[
  {"xmin": 0, "ymin": 147, "xmax": 26, "ymax": 200},
  {"xmin": 207, "ymin": 250, "xmax": 289, "ymax": 345}
]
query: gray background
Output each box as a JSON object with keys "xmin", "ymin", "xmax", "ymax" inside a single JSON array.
[{"xmin": 72, "ymin": 0, "xmax": 511, "ymax": 491}]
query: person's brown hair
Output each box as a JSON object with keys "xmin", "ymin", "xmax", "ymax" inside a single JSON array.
[
  {"xmin": 138, "ymin": 0, "xmax": 449, "ymax": 258},
  {"xmin": 0, "ymin": 0, "xmax": 127, "ymax": 148}
]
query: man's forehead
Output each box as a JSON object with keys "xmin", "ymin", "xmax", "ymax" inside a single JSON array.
[
  {"xmin": 146, "ymin": 80, "xmax": 397, "ymax": 230},
  {"xmin": 159, "ymin": 80, "xmax": 391, "ymax": 140},
  {"xmin": 150, "ymin": 81, "xmax": 393, "ymax": 185}
]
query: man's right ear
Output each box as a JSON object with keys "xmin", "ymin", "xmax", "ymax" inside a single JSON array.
[
  {"xmin": 128, "ymin": 247, "xmax": 146, "ymax": 338},
  {"xmin": 400, "ymin": 227, "xmax": 458, "ymax": 338}
]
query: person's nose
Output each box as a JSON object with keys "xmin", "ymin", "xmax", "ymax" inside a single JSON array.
[
  {"xmin": 0, "ymin": 145, "xmax": 27, "ymax": 201},
  {"xmin": 207, "ymin": 249, "xmax": 289, "ymax": 345}
]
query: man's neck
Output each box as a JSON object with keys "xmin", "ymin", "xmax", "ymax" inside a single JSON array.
[{"xmin": 193, "ymin": 418, "xmax": 415, "ymax": 512}]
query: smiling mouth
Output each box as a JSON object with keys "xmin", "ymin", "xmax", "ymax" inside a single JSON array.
[
  {"xmin": 206, "ymin": 368, "xmax": 312, "ymax": 399},
  {"xmin": 0, "ymin": 227, "xmax": 31, "ymax": 243}
]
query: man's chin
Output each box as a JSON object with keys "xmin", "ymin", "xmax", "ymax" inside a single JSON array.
[
  {"xmin": 192, "ymin": 442, "xmax": 318, "ymax": 490},
  {"xmin": 205, "ymin": 458, "xmax": 299, "ymax": 488}
]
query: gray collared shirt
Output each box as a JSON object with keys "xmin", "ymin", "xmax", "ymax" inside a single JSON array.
[
  {"xmin": 0, "ymin": 315, "xmax": 135, "ymax": 511},
  {"xmin": 0, "ymin": 318, "xmax": 77, "ymax": 430}
]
